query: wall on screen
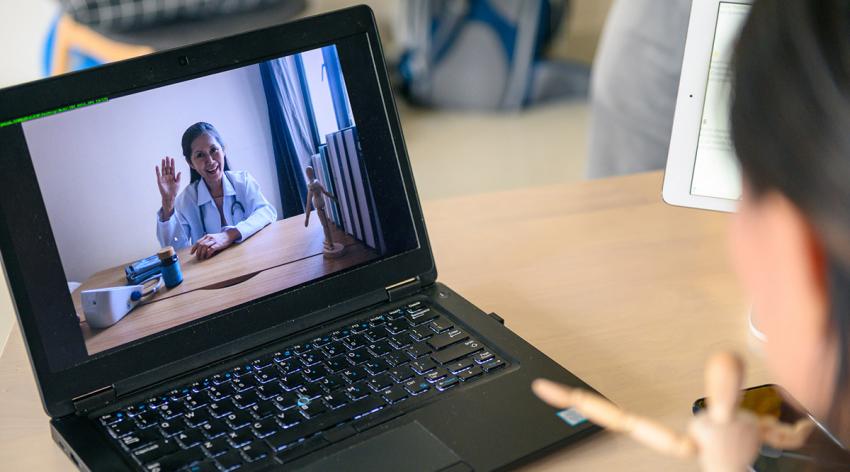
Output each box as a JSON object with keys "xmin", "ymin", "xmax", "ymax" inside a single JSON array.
[{"xmin": 22, "ymin": 64, "xmax": 281, "ymax": 283}]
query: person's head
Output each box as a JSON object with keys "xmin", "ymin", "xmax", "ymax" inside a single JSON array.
[
  {"xmin": 729, "ymin": 0, "xmax": 850, "ymax": 440},
  {"xmin": 181, "ymin": 122, "xmax": 230, "ymax": 185},
  {"xmin": 305, "ymin": 166, "xmax": 315, "ymax": 181}
]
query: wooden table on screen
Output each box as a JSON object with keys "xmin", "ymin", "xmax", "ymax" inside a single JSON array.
[
  {"xmin": 75, "ymin": 216, "xmax": 378, "ymax": 355},
  {"xmin": 0, "ymin": 171, "xmax": 770, "ymax": 471}
]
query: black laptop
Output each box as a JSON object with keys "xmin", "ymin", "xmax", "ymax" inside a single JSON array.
[{"xmin": 0, "ymin": 6, "xmax": 600, "ymax": 471}]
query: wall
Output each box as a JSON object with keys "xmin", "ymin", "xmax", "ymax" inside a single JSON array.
[{"xmin": 22, "ymin": 64, "xmax": 281, "ymax": 283}]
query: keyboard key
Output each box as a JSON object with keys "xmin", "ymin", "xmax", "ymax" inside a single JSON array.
[
  {"xmin": 183, "ymin": 395, "xmax": 208, "ymax": 411},
  {"xmin": 256, "ymin": 382, "xmax": 284, "ymax": 400},
  {"xmin": 251, "ymin": 417, "xmax": 280, "ymax": 438},
  {"xmin": 276, "ymin": 360, "xmax": 301, "ymax": 375},
  {"xmin": 428, "ymin": 317, "xmax": 453, "ymax": 333},
  {"xmin": 279, "ymin": 373, "xmax": 306, "ymax": 391},
  {"xmin": 424, "ymin": 367, "xmax": 448, "ymax": 383},
  {"xmin": 431, "ymin": 339, "xmax": 484, "ymax": 364},
  {"xmin": 132, "ymin": 439, "xmax": 179, "ymax": 464},
  {"xmin": 382, "ymin": 386, "xmax": 408, "ymax": 404},
  {"xmin": 345, "ymin": 348, "xmax": 372, "ymax": 365},
  {"xmin": 296, "ymin": 383, "xmax": 324, "ymax": 400},
  {"xmin": 367, "ymin": 373, "xmax": 394, "ymax": 392},
  {"xmin": 302, "ymin": 364, "xmax": 331, "ymax": 383},
  {"xmin": 273, "ymin": 409, "xmax": 302, "ymax": 428},
  {"xmin": 365, "ymin": 326, "xmax": 390, "ymax": 342},
  {"xmin": 175, "ymin": 428, "xmax": 206, "ymax": 447},
  {"xmin": 215, "ymin": 449, "xmax": 244, "ymax": 471},
  {"xmin": 447, "ymin": 358, "xmax": 474, "ymax": 374},
  {"xmin": 410, "ymin": 325, "xmax": 434, "ymax": 341},
  {"xmin": 406, "ymin": 342, "xmax": 432, "ymax": 359},
  {"xmin": 325, "ymin": 356, "xmax": 351, "ymax": 373},
  {"xmin": 298, "ymin": 398, "xmax": 328, "ymax": 419},
  {"xmin": 119, "ymin": 429, "xmax": 161, "ymax": 450},
  {"xmin": 345, "ymin": 382, "xmax": 370, "ymax": 401},
  {"xmin": 386, "ymin": 308, "xmax": 406, "ymax": 320},
  {"xmin": 232, "ymin": 391, "xmax": 259, "ymax": 409},
  {"xmin": 253, "ymin": 370, "xmax": 278, "ymax": 385},
  {"xmin": 232, "ymin": 377, "xmax": 257, "ymax": 392},
  {"xmin": 368, "ymin": 313, "xmax": 388, "ymax": 326},
  {"xmin": 318, "ymin": 374, "xmax": 345, "ymax": 392},
  {"xmin": 208, "ymin": 399, "xmax": 235, "ymax": 418},
  {"xmin": 385, "ymin": 351, "xmax": 410, "ymax": 366},
  {"xmin": 458, "ymin": 365, "xmax": 484, "ymax": 381},
  {"xmin": 405, "ymin": 308, "xmax": 437, "ymax": 325},
  {"xmin": 299, "ymin": 350, "xmax": 325, "ymax": 366},
  {"xmin": 158, "ymin": 419, "xmax": 186, "ymax": 437},
  {"xmin": 311, "ymin": 334, "xmax": 333, "ymax": 347},
  {"xmin": 341, "ymin": 365, "xmax": 368, "ymax": 383},
  {"xmin": 388, "ymin": 334, "xmax": 413, "ymax": 349},
  {"xmin": 436, "ymin": 376, "xmax": 460, "ymax": 391},
  {"xmin": 367, "ymin": 340, "xmax": 393, "ymax": 357},
  {"xmin": 108, "ymin": 420, "xmax": 138, "ymax": 438},
  {"xmin": 198, "ymin": 418, "xmax": 228, "ymax": 439},
  {"xmin": 143, "ymin": 445, "xmax": 204, "ymax": 471},
  {"xmin": 403, "ymin": 378, "xmax": 430, "ymax": 396},
  {"xmin": 343, "ymin": 334, "xmax": 369, "ymax": 350},
  {"xmin": 481, "ymin": 357, "xmax": 506, "ymax": 372},
  {"xmin": 364, "ymin": 358, "xmax": 389, "ymax": 375},
  {"xmin": 159, "ymin": 402, "xmax": 187, "ymax": 420},
  {"xmin": 182, "ymin": 410, "xmax": 211, "ymax": 431},
  {"xmin": 247, "ymin": 401, "xmax": 278, "ymax": 419},
  {"xmin": 349, "ymin": 321, "xmax": 371, "ymax": 333},
  {"xmin": 473, "ymin": 350, "xmax": 495, "ymax": 364},
  {"xmin": 322, "ymin": 342, "xmax": 346, "ymax": 358},
  {"xmin": 273, "ymin": 393, "xmax": 299, "ymax": 411},
  {"xmin": 388, "ymin": 365, "xmax": 415, "ymax": 382},
  {"xmin": 240, "ymin": 440, "xmax": 272, "ymax": 462},
  {"xmin": 322, "ymin": 392, "xmax": 348, "ymax": 410},
  {"xmin": 410, "ymin": 358, "xmax": 437, "ymax": 375},
  {"xmin": 385, "ymin": 319, "xmax": 410, "ymax": 335},
  {"xmin": 201, "ymin": 437, "xmax": 230, "ymax": 457},
  {"xmin": 225, "ymin": 428, "xmax": 255, "ymax": 448},
  {"xmin": 225, "ymin": 410, "xmax": 253, "ymax": 429},
  {"xmin": 427, "ymin": 328, "xmax": 469, "ymax": 351}
]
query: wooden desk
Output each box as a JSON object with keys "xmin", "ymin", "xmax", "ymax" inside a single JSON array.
[
  {"xmin": 76, "ymin": 217, "xmax": 378, "ymax": 354},
  {"xmin": 0, "ymin": 172, "xmax": 769, "ymax": 470}
]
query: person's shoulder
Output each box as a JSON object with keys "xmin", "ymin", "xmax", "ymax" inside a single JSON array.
[
  {"xmin": 176, "ymin": 182, "xmax": 198, "ymax": 207},
  {"xmin": 230, "ymin": 169, "xmax": 257, "ymax": 185}
]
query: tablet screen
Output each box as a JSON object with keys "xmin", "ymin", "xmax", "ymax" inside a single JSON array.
[{"xmin": 690, "ymin": 2, "xmax": 750, "ymax": 200}]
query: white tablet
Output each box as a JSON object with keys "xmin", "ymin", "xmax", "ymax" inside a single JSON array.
[{"xmin": 662, "ymin": 0, "xmax": 752, "ymax": 212}]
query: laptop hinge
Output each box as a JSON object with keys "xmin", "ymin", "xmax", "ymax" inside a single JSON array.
[
  {"xmin": 385, "ymin": 277, "xmax": 420, "ymax": 302},
  {"xmin": 72, "ymin": 385, "xmax": 117, "ymax": 415}
]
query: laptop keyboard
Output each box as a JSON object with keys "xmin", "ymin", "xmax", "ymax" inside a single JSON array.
[{"xmin": 97, "ymin": 302, "xmax": 507, "ymax": 471}]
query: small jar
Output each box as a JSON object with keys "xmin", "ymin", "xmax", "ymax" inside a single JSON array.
[{"xmin": 157, "ymin": 246, "xmax": 183, "ymax": 288}]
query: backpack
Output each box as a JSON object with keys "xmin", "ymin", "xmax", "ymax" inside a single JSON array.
[{"xmin": 398, "ymin": 0, "xmax": 588, "ymax": 110}]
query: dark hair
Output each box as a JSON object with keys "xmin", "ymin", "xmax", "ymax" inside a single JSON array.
[
  {"xmin": 181, "ymin": 122, "xmax": 230, "ymax": 183},
  {"xmin": 731, "ymin": 0, "xmax": 850, "ymax": 444}
]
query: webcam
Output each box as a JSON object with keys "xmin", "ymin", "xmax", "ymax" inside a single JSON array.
[{"xmin": 178, "ymin": 56, "xmax": 190, "ymax": 66}]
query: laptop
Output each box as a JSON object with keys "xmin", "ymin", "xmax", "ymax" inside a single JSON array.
[{"xmin": 0, "ymin": 6, "xmax": 600, "ymax": 471}]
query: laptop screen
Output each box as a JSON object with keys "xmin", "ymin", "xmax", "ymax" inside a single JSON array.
[
  {"xmin": 8, "ymin": 39, "xmax": 418, "ymax": 369},
  {"xmin": 689, "ymin": 1, "xmax": 750, "ymax": 200}
]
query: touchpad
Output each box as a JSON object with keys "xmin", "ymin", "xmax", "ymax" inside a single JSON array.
[{"xmin": 298, "ymin": 421, "xmax": 463, "ymax": 472}]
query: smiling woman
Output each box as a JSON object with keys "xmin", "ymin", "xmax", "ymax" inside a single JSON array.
[{"xmin": 155, "ymin": 122, "xmax": 278, "ymax": 260}]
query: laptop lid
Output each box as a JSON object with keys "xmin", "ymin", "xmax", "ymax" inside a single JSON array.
[{"xmin": 0, "ymin": 6, "xmax": 435, "ymax": 418}]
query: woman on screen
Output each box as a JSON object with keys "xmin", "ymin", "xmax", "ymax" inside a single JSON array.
[{"xmin": 155, "ymin": 122, "xmax": 277, "ymax": 260}]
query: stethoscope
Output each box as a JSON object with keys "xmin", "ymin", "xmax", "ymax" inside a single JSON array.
[{"xmin": 196, "ymin": 172, "xmax": 246, "ymax": 234}]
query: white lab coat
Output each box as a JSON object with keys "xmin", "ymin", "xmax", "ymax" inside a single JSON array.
[{"xmin": 156, "ymin": 170, "xmax": 277, "ymax": 249}]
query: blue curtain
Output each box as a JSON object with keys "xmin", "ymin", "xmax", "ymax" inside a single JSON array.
[
  {"xmin": 322, "ymin": 46, "xmax": 354, "ymax": 129},
  {"xmin": 260, "ymin": 58, "xmax": 320, "ymax": 218}
]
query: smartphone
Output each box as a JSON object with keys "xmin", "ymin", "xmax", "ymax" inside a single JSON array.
[{"xmin": 693, "ymin": 384, "xmax": 850, "ymax": 471}]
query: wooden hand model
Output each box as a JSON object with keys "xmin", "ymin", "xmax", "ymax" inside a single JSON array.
[{"xmin": 532, "ymin": 352, "xmax": 814, "ymax": 471}]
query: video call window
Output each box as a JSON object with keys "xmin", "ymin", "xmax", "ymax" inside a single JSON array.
[{"xmin": 21, "ymin": 45, "xmax": 386, "ymax": 356}]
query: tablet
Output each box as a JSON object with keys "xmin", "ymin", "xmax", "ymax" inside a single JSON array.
[{"xmin": 662, "ymin": 0, "xmax": 752, "ymax": 212}]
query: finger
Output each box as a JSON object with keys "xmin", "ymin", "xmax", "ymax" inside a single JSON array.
[
  {"xmin": 175, "ymin": 171, "xmax": 181, "ymax": 184},
  {"xmin": 705, "ymin": 352, "xmax": 744, "ymax": 424},
  {"xmin": 156, "ymin": 165, "xmax": 161, "ymax": 181},
  {"xmin": 190, "ymin": 242, "xmax": 198, "ymax": 255},
  {"xmin": 532, "ymin": 379, "xmax": 580, "ymax": 409}
]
